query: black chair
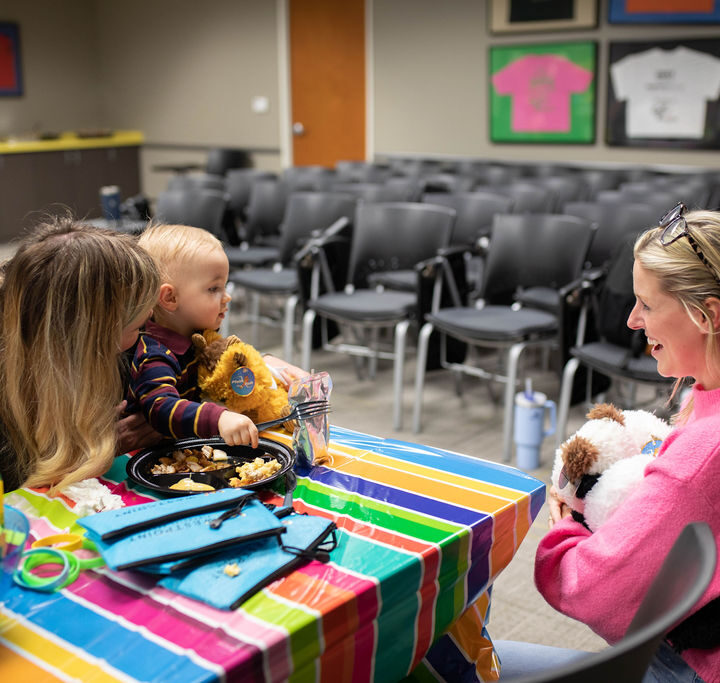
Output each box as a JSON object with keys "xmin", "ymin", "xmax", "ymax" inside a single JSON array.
[
  {"xmin": 412, "ymin": 213, "xmax": 595, "ymax": 462},
  {"xmin": 224, "ymin": 178, "xmax": 288, "ymax": 268},
  {"xmin": 301, "ymin": 202, "xmax": 456, "ymax": 430},
  {"xmin": 563, "ymin": 200, "xmax": 656, "ymax": 273},
  {"xmin": 555, "ymin": 234, "xmax": 674, "ymax": 442},
  {"xmin": 578, "ymin": 168, "xmax": 623, "ymax": 199},
  {"xmin": 154, "ymin": 187, "xmax": 228, "ymax": 238},
  {"xmin": 229, "ymin": 192, "xmax": 357, "ymax": 363},
  {"xmin": 506, "ymin": 522, "xmax": 716, "ymax": 683},
  {"xmin": 380, "ymin": 176, "xmax": 425, "ymax": 202},
  {"xmin": 206, "ymin": 147, "xmax": 253, "ymax": 176},
  {"xmin": 420, "ymin": 173, "xmax": 476, "ymax": 194},
  {"xmin": 329, "ymin": 182, "xmax": 391, "ymax": 203},
  {"xmin": 283, "ymin": 165, "xmax": 337, "ymax": 192},
  {"xmin": 502, "ymin": 182, "xmax": 556, "ymax": 214},
  {"xmin": 335, "ymin": 160, "xmax": 391, "ymax": 184},
  {"xmin": 419, "ymin": 191, "xmax": 515, "ymax": 299},
  {"xmin": 533, "ymin": 175, "xmax": 589, "ymax": 211},
  {"xmin": 596, "ymin": 190, "xmax": 671, "ymax": 221},
  {"xmin": 225, "ymin": 169, "xmax": 278, "ymax": 234},
  {"xmin": 166, "ymin": 173, "xmax": 227, "ymax": 193},
  {"xmin": 368, "ymin": 192, "xmax": 510, "ymax": 295}
]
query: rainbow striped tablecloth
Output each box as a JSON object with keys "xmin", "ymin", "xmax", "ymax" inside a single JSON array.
[{"xmin": 1, "ymin": 425, "xmax": 545, "ymax": 682}]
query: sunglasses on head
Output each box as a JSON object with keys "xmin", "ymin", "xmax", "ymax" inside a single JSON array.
[{"xmin": 659, "ymin": 202, "xmax": 720, "ymax": 287}]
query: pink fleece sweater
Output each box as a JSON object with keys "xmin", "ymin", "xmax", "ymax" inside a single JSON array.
[{"xmin": 535, "ymin": 385, "xmax": 720, "ymax": 683}]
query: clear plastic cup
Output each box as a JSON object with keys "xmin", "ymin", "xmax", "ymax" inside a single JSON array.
[{"xmin": 1, "ymin": 505, "xmax": 30, "ymax": 600}]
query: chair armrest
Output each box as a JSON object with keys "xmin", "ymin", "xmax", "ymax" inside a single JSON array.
[{"xmin": 292, "ymin": 217, "xmax": 351, "ymax": 264}]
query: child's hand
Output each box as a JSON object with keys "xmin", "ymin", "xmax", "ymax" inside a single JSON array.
[
  {"xmin": 219, "ymin": 411, "xmax": 259, "ymax": 448},
  {"xmin": 263, "ymin": 354, "xmax": 308, "ymax": 388}
]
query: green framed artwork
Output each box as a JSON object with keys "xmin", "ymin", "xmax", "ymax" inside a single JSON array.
[{"xmin": 489, "ymin": 41, "xmax": 597, "ymax": 144}]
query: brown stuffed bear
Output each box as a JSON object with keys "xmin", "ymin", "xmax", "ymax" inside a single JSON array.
[{"xmin": 191, "ymin": 330, "xmax": 295, "ymax": 431}]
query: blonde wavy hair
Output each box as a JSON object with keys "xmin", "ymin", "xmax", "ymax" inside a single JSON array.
[
  {"xmin": 0, "ymin": 216, "xmax": 160, "ymax": 492},
  {"xmin": 139, "ymin": 223, "xmax": 224, "ymax": 282},
  {"xmin": 634, "ymin": 209, "xmax": 720, "ymax": 422}
]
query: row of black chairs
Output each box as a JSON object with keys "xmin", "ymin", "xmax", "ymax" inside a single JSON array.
[{"xmin": 151, "ymin": 163, "xmax": 712, "ymax": 458}]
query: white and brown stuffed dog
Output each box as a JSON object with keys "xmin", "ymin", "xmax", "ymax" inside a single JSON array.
[{"xmin": 551, "ymin": 403, "xmax": 671, "ymax": 531}]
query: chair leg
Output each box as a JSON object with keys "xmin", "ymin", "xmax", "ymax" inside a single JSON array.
[
  {"xmin": 412, "ymin": 322, "xmax": 434, "ymax": 433},
  {"xmin": 283, "ymin": 294, "xmax": 298, "ymax": 365},
  {"xmin": 369, "ymin": 327, "xmax": 379, "ymax": 379},
  {"xmin": 249, "ymin": 292, "xmax": 261, "ymax": 348},
  {"xmin": 301, "ymin": 309, "xmax": 316, "ymax": 372},
  {"xmin": 503, "ymin": 343, "xmax": 527, "ymax": 463},
  {"xmin": 220, "ymin": 282, "xmax": 234, "ymax": 337},
  {"xmin": 393, "ymin": 320, "xmax": 410, "ymax": 431},
  {"xmin": 556, "ymin": 357, "xmax": 580, "ymax": 447}
]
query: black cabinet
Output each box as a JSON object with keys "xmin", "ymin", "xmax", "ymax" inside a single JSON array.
[{"xmin": 0, "ymin": 146, "xmax": 141, "ymax": 242}]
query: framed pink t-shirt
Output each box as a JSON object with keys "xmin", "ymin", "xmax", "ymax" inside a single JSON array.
[{"xmin": 492, "ymin": 54, "xmax": 593, "ymax": 133}]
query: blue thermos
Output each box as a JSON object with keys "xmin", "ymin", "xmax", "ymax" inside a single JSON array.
[
  {"xmin": 513, "ymin": 382, "xmax": 556, "ymax": 470},
  {"xmin": 100, "ymin": 185, "xmax": 122, "ymax": 221}
]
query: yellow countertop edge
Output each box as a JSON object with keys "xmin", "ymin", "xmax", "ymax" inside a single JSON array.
[{"xmin": 0, "ymin": 130, "xmax": 144, "ymax": 154}]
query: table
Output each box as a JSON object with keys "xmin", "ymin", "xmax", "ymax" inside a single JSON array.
[{"xmin": 1, "ymin": 426, "xmax": 545, "ymax": 682}]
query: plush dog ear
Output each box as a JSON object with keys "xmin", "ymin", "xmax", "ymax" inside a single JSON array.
[
  {"xmin": 586, "ymin": 402, "xmax": 625, "ymax": 425},
  {"xmin": 191, "ymin": 333, "xmax": 207, "ymax": 351},
  {"xmin": 562, "ymin": 435, "xmax": 599, "ymax": 484}
]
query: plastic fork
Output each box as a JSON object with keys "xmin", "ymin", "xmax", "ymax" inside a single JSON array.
[{"xmin": 255, "ymin": 399, "xmax": 331, "ymax": 432}]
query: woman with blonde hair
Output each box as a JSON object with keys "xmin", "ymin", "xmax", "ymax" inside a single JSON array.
[
  {"xmin": 497, "ymin": 204, "xmax": 720, "ymax": 682},
  {"xmin": 0, "ymin": 215, "xmax": 161, "ymax": 493}
]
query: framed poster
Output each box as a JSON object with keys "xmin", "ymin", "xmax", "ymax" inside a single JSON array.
[
  {"xmin": 489, "ymin": 41, "xmax": 596, "ymax": 144},
  {"xmin": 489, "ymin": 0, "xmax": 598, "ymax": 34},
  {"xmin": 0, "ymin": 22, "xmax": 22, "ymax": 96},
  {"xmin": 608, "ymin": 0, "xmax": 720, "ymax": 24},
  {"xmin": 607, "ymin": 38, "xmax": 720, "ymax": 149}
]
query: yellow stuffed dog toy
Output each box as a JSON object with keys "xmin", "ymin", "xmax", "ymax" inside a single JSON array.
[{"xmin": 191, "ymin": 330, "xmax": 294, "ymax": 429}]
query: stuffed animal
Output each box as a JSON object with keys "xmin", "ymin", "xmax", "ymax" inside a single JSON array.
[
  {"xmin": 551, "ymin": 403, "xmax": 672, "ymax": 531},
  {"xmin": 191, "ymin": 330, "xmax": 295, "ymax": 430}
]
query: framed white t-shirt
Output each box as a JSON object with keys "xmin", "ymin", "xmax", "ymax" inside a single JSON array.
[{"xmin": 610, "ymin": 46, "xmax": 720, "ymax": 139}]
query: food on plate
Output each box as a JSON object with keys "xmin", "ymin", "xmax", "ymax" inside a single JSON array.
[
  {"xmin": 168, "ymin": 478, "xmax": 215, "ymax": 492},
  {"xmin": 228, "ymin": 457, "xmax": 281, "ymax": 487},
  {"xmin": 151, "ymin": 446, "xmax": 232, "ymax": 475}
]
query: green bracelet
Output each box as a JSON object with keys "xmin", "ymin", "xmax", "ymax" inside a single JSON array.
[{"xmin": 13, "ymin": 548, "xmax": 76, "ymax": 592}]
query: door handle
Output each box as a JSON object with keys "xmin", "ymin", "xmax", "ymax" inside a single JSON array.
[{"xmin": 292, "ymin": 122, "xmax": 305, "ymax": 136}]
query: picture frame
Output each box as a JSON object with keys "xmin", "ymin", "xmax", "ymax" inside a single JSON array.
[
  {"xmin": 606, "ymin": 38, "xmax": 720, "ymax": 149},
  {"xmin": 0, "ymin": 22, "xmax": 22, "ymax": 96},
  {"xmin": 489, "ymin": 0, "xmax": 598, "ymax": 34},
  {"xmin": 608, "ymin": 0, "xmax": 720, "ymax": 24},
  {"xmin": 489, "ymin": 41, "xmax": 596, "ymax": 144}
]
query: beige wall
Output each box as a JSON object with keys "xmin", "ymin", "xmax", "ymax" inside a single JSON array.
[
  {"xmin": 372, "ymin": 0, "xmax": 720, "ymax": 170},
  {"xmin": 93, "ymin": 0, "xmax": 282, "ymax": 197},
  {"xmin": 2, "ymin": 0, "xmax": 720, "ymax": 199},
  {"xmin": 0, "ymin": 1, "xmax": 102, "ymax": 136}
]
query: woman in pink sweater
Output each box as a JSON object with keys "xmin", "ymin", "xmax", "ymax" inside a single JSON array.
[{"xmin": 500, "ymin": 205, "xmax": 720, "ymax": 682}]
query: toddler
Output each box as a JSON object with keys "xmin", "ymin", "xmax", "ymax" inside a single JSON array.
[{"xmin": 128, "ymin": 224, "xmax": 259, "ymax": 446}]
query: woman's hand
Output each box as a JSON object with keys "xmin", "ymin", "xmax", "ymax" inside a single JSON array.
[
  {"xmin": 263, "ymin": 354, "xmax": 308, "ymax": 387},
  {"xmin": 547, "ymin": 485, "xmax": 573, "ymax": 529},
  {"xmin": 116, "ymin": 401, "xmax": 162, "ymax": 454}
]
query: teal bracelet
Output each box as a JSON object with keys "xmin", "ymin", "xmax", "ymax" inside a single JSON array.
[{"xmin": 13, "ymin": 548, "xmax": 74, "ymax": 592}]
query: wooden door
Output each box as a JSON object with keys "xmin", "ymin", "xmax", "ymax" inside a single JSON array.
[{"xmin": 289, "ymin": 0, "xmax": 366, "ymax": 167}]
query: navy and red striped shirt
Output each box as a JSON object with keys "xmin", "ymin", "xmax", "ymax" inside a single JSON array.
[{"xmin": 127, "ymin": 320, "xmax": 225, "ymax": 440}]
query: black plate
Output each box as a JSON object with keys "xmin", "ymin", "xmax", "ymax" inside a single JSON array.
[{"xmin": 126, "ymin": 436, "xmax": 295, "ymax": 496}]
